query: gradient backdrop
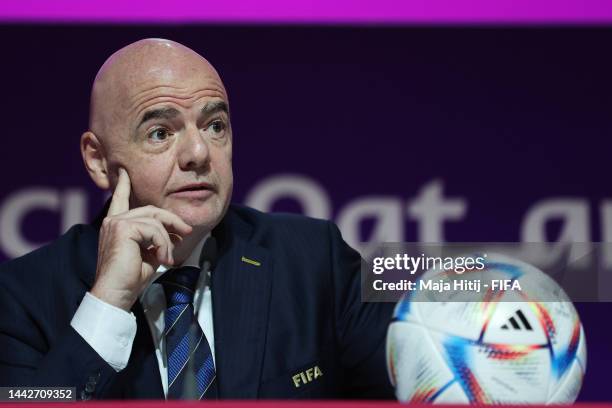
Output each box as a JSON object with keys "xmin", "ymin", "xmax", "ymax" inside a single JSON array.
[{"xmin": 0, "ymin": 23, "xmax": 609, "ymax": 400}]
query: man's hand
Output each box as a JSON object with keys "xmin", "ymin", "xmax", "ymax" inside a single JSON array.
[{"xmin": 91, "ymin": 168, "xmax": 192, "ymax": 311}]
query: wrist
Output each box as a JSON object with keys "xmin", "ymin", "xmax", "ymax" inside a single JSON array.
[{"xmin": 90, "ymin": 283, "xmax": 137, "ymax": 311}]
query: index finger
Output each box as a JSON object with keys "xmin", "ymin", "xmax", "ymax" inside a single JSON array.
[{"xmin": 108, "ymin": 167, "xmax": 131, "ymax": 216}]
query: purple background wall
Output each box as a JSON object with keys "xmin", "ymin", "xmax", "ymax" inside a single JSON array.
[{"xmin": 0, "ymin": 25, "xmax": 610, "ymax": 400}]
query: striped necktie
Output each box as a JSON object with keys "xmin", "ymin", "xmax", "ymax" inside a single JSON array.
[{"xmin": 158, "ymin": 266, "xmax": 217, "ymax": 399}]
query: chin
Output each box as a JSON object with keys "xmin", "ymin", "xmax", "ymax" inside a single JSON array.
[{"xmin": 173, "ymin": 202, "xmax": 227, "ymax": 231}]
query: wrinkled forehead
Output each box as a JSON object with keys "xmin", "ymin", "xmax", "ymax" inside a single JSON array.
[
  {"xmin": 116, "ymin": 58, "xmax": 226, "ymax": 102},
  {"xmin": 120, "ymin": 66, "xmax": 227, "ymax": 114}
]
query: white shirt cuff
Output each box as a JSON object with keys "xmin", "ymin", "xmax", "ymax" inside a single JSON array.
[{"xmin": 70, "ymin": 292, "xmax": 137, "ymax": 372}]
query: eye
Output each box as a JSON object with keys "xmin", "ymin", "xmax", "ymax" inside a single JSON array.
[
  {"xmin": 148, "ymin": 127, "xmax": 172, "ymax": 142},
  {"xmin": 207, "ymin": 120, "xmax": 226, "ymax": 135}
]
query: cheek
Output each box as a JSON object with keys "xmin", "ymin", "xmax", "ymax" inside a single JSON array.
[
  {"xmin": 215, "ymin": 149, "xmax": 233, "ymax": 191},
  {"xmin": 126, "ymin": 161, "xmax": 171, "ymax": 207}
]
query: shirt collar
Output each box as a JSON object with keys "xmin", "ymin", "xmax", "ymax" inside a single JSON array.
[{"xmin": 140, "ymin": 232, "xmax": 211, "ymax": 301}]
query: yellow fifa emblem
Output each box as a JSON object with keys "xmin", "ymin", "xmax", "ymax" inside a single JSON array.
[{"xmin": 292, "ymin": 365, "xmax": 323, "ymax": 388}]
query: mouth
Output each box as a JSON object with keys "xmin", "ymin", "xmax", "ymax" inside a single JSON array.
[{"xmin": 169, "ymin": 182, "xmax": 216, "ymax": 199}]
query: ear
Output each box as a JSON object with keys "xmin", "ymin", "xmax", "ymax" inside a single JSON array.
[{"xmin": 81, "ymin": 131, "xmax": 110, "ymax": 190}]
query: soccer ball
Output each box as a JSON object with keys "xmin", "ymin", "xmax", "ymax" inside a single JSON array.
[{"xmin": 386, "ymin": 254, "xmax": 587, "ymax": 404}]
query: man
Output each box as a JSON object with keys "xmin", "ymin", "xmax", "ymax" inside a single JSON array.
[{"xmin": 0, "ymin": 39, "xmax": 394, "ymax": 400}]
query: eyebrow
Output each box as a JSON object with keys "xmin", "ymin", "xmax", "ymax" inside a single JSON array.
[
  {"xmin": 137, "ymin": 107, "xmax": 180, "ymax": 128},
  {"xmin": 136, "ymin": 101, "xmax": 229, "ymax": 129},
  {"xmin": 201, "ymin": 101, "xmax": 229, "ymax": 118}
]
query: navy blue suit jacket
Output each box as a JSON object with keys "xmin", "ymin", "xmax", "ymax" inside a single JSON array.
[{"xmin": 0, "ymin": 204, "xmax": 394, "ymax": 399}]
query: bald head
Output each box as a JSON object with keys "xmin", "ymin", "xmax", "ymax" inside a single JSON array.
[
  {"xmin": 81, "ymin": 37, "xmax": 233, "ymax": 233},
  {"xmin": 89, "ymin": 38, "xmax": 227, "ymax": 139}
]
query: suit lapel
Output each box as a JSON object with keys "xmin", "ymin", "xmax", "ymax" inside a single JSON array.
[{"xmin": 212, "ymin": 209, "xmax": 272, "ymax": 398}]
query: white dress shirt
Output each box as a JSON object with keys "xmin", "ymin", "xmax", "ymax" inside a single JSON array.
[{"xmin": 70, "ymin": 234, "xmax": 215, "ymax": 397}]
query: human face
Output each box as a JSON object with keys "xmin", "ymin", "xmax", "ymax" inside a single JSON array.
[{"xmin": 109, "ymin": 70, "xmax": 233, "ymax": 231}]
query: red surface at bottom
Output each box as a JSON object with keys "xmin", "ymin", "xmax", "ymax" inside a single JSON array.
[{"xmin": 1, "ymin": 402, "xmax": 611, "ymax": 408}]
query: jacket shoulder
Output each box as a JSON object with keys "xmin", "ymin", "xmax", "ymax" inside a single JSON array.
[
  {"xmin": 0, "ymin": 224, "xmax": 96, "ymax": 289},
  {"xmin": 228, "ymin": 204, "xmax": 333, "ymax": 238}
]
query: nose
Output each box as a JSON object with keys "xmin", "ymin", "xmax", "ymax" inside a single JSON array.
[{"xmin": 177, "ymin": 124, "xmax": 210, "ymax": 171}]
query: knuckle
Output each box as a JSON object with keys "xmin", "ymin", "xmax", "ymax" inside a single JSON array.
[
  {"xmin": 150, "ymin": 219, "xmax": 164, "ymax": 233},
  {"xmin": 114, "ymin": 218, "xmax": 127, "ymax": 227},
  {"xmin": 151, "ymin": 212, "xmax": 164, "ymax": 222},
  {"xmin": 152, "ymin": 219, "xmax": 165, "ymax": 231},
  {"xmin": 103, "ymin": 216, "xmax": 122, "ymax": 230}
]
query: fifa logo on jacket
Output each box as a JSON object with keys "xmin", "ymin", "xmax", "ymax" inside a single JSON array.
[{"xmin": 292, "ymin": 366, "xmax": 323, "ymax": 387}]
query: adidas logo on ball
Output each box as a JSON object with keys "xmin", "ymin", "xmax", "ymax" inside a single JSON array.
[{"xmin": 500, "ymin": 310, "xmax": 533, "ymax": 331}]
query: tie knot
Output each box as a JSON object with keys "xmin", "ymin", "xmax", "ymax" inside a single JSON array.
[{"xmin": 157, "ymin": 266, "xmax": 201, "ymax": 306}]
